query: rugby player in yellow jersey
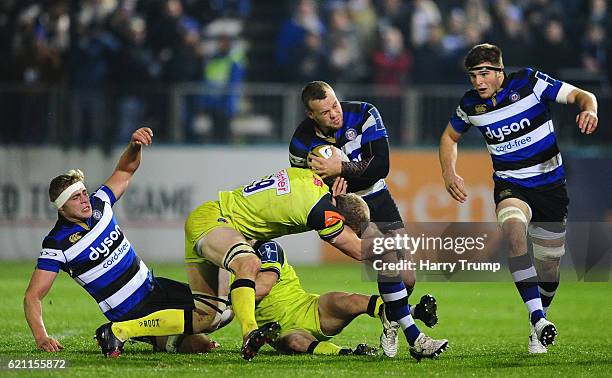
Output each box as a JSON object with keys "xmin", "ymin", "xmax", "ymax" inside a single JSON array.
[
  {"xmin": 184, "ymin": 167, "xmax": 372, "ymax": 360},
  {"xmin": 249, "ymin": 239, "xmax": 382, "ymax": 356}
]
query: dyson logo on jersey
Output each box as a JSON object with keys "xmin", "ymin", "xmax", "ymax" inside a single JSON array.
[
  {"xmin": 102, "ymin": 240, "xmax": 130, "ymax": 269},
  {"xmin": 484, "ymin": 118, "xmax": 531, "ymax": 142},
  {"xmin": 89, "ymin": 224, "xmax": 123, "ymax": 261}
]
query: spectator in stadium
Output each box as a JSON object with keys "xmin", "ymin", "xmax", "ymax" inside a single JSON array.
[
  {"xmin": 66, "ymin": 18, "xmax": 119, "ymax": 150},
  {"xmin": 412, "ymin": 24, "xmax": 448, "ymax": 84},
  {"xmin": 114, "ymin": 16, "xmax": 161, "ymax": 143},
  {"xmin": 288, "ymin": 81, "xmax": 447, "ymax": 360},
  {"xmin": 372, "ymin": 25, "xmax": 411, "ymax": 90},
  {"xmin": 581, "ymin": 22, "xmax": 607, "ymax": 74},
  {"xmin": 195, "ymin": 31, "xmax": 246, "ymax": 143},
  {"xmin": 533, "ymin": 19, "xmax": 576, "ymax": 78},
  {"xmin": 276, "ymin": 0, "xmax": 325, "ymax": 81},
  {"xmin": 325, "ymin": 2, "xmax": 367, "ymax": 83},
  {"xmin": 371, "ymin": 25, "xmax": 411, "ymax": 138},
  {"xmin": 248, "ymin": 239, "xmax": 436, "ymax": 357},
  {"xmin": 183, "ymin": 170, "xmax": 381, "ymax": 360},
  {"xmin": 288, "ymin": 29, "xmax": 329, "ymax": 83},
  {"xmin": 24, "ymin": 127, "xmax": 229, "ymax": 357},
  {"xmin": 439, "ymin": 43, "xmax": 598, "ymax": 354}
]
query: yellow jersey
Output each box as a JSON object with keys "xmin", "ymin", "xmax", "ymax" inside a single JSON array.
[{"xmin": 218, "ymin": 167, "xmax": 344, "ymax": 241}]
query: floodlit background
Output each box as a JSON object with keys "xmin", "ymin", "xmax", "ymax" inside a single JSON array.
[{"xmin": 0, "ymin": 0, "xmax": 610, "ymax": 263}]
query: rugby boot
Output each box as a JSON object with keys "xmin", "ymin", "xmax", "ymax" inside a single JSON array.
[
  {"xmin": 534, "ymin": 318, "xmax": 557, "ymax": 347},
  {"xmin": 409, "ymin": 333, "xmax": 448, "ymax": 362},
  {"xmin": 378, "ymin": 304, "xmax": 400, "ymax": 357},
  {"xmin": 413, "ymin": 294, "xmax": 438, "ymax": 328},
  {"xmin": 95, "ymin": 323, "xmax": 124, "ymax": 358},
  {"xmin": 241, "ymin": 322, "xmax": 281, "ymax": 361}
]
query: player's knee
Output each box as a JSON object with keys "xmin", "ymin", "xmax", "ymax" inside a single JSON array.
[
  {"xmin": 497, "ymin": 206, "xmax": 528, "ymax": 230},
  {"xmin": 225, "ymin": 242, "xmax": 259, "ymax": 275},
  {"xmin": 283, "ymin": 334, "xmax": 312, "ymax": 353},
  {"xmin": 529, "ymin": 224, "xmax": 566, "ymax": 262},
  {"xmin": 533, "ymin": 242, "xmax": 565, "ymax": 262},
  {"xmin": 498, "ymin": 206, "xmax": 529, "ymax": 252},
  {"xmin": 230, "ymin": 256, "xmax": 260, "ymax": 278}
]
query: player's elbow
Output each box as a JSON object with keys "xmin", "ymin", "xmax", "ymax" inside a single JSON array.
[
  {"xmin": 23, "ymin": 290, "xmax": 41, "ymax": 311},
  {"xmin": 348, "ymin": 247, "xmax": 364, "ymax": 261}
]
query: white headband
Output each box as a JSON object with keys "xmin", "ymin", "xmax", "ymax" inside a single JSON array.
[{"xmin": 53, "ymin": 181, "xmax": 86, "ymax": 209}]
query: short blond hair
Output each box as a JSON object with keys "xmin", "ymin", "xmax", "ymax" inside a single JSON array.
[
  {"xmin": 335, "ymin": 193, "xmax": 370, "ymax": 236},
  {"xmin": 49, "ymin": 169, "xmax": 85, "ymax": 202}
]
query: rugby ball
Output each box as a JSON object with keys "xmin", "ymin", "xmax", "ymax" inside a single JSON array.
[{"xmin": 309, "ymin": 145, "xmax": 350, "ymax": 162}]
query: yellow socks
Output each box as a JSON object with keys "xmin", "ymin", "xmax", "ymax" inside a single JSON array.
[
  {"xmin": 308, "ymin": 341, "xmax": 343, "ymax": 355},
  {"xmin": 230, "ymin": 279, "xmax": 258, "ymax": 337},
  {"xmin": 111, "ymin": 309, "xmax": 186, "ymax": 342},
  {"xmin": 367, "ymin": 295, "xmax": 384, "ymax": 318}
]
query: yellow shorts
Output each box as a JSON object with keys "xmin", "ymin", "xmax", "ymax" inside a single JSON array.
[
  {"xmin": 184, "ymin": 201, "xmax": 237, "ymax": 265},
  {"xmin": 258, "ymin": 293, "xmax": 331, "ymax": 342}
]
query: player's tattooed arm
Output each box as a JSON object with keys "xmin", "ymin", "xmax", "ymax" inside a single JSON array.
[
  {"xmin": 340, "ymin": 138, "xmax": 389, "ymax": 179},
  {"xmin": 341, "ymin": 157, "xmax": 374, "ymax": 178}
]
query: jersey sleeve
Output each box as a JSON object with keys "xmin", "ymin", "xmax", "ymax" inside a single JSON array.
[
  {"xmin": 93, "ymin": 185, "xmax": 117, "ymax": 207},
  {"xmin": 449, "ymin": 102, "xmax": 472, "ymax": 133},
  {"xmin": 306, "ymin": 193, "xmax": 345, "ymax": 241},
  {"xmin": 254, "ymin": 241, "xmax": 286, "ymax": 277},
  {"xmin": 36, "ymin": 239, "xmax": 67, "ymax": 273},
  {"xmin": 360, "ymin": 103, "xmax": 388, "ymax": 144},
  {"xmin": 527, "ymin": 68, "xmax": 564, "ymax": 103},
  {"xmin": 289, "ymin": 121, "xmax": 316, "ymax": 168}
]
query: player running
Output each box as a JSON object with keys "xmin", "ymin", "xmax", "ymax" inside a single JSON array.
[
  {"xmin": 289, "ymin": 81, "xmax": 445, "ymax": 360},
  {"xmin": 439, "ymin": 43, "xmax": 598, "ymax": 353}
]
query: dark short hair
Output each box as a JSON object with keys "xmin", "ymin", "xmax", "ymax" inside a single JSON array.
[
  {"xmin": 301, "ymin": 81, "xmax": 332, "ymax": 110},
  {"xmin": 464, "ymin": 43, "xmax": 503, "ymax": 69}
]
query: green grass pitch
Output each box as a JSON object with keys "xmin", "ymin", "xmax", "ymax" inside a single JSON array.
[{"xmin": 0, "ymin": 262, "xmax": 610, "ymax": 377}]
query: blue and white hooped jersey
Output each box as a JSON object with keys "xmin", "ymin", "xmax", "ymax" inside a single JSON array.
[
  {"xmin": 37, "ymin": 185, "xmax": 153, "ymax": 321},
  {"xmin": 289, "ymin": 101, "xmax": 389, "ymax": 197},
  {"xmin": 450, "ymin": 68, "xmax": 568, "ymax": 188}
]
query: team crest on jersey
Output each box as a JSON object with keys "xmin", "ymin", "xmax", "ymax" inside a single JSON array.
[
  {"xmin": 475, "ymin": 104, "xmax": 487, "ymax": 114},
  {"xmin": 510, "ymin": 92, "xmax": 521, "ymax": 102},
  {"xmin": 217, "ymin": 217, "xmax": 229, "ymax": 224},
  {"xmin": 92, "ymin": 209, "xmax": 102, "ymax": 220},
  {"xmin": 499, "ymin": 189, "xmax": 513, "ymax": 199},
  {"xmin": 313, "ymin": 176, "xmax": 323, "ymax": 187},
  {"xmin": 69, "ymin": 232, "xmax": 82, "ymax": 243},
  {"xmin": 345, "ymin": 128, "xmax": 357, "ymax": 141}
]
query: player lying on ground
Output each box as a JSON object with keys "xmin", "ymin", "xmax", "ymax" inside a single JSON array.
[
  {"xmin": 184, "ymin": 168, "xmax": 446, "ymax": 361},
  {"xmin": 246, "ymin": 239, "xmax": 438, "ymax": 358},
  {"xmin": 23, "ymin": 128, "xmax": 227, "ymax": 357}
]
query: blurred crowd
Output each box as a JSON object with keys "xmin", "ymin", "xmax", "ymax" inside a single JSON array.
[
  {"xmin": 275, "ymin": 0, "xmax": 610, "ymax": 86},
  {"xmin": 0, "ymin": 0, "xmax": 609, "ymax": 147},
  {"xmin": 0, "ymin": 0, "xmax": 249, "ymax": 145}
]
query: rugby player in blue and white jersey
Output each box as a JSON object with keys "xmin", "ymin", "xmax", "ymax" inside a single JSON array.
[
  {"xmin": 289, "ymin": 81, "xmax": 447, "ymax": 361},
  {"xmin": 24, "ymin": 128, "xmax": 228, "ymax": 357},
  {"xmin": 439, "ymin": 43, "xmax": 598, "ymax": 353}
]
